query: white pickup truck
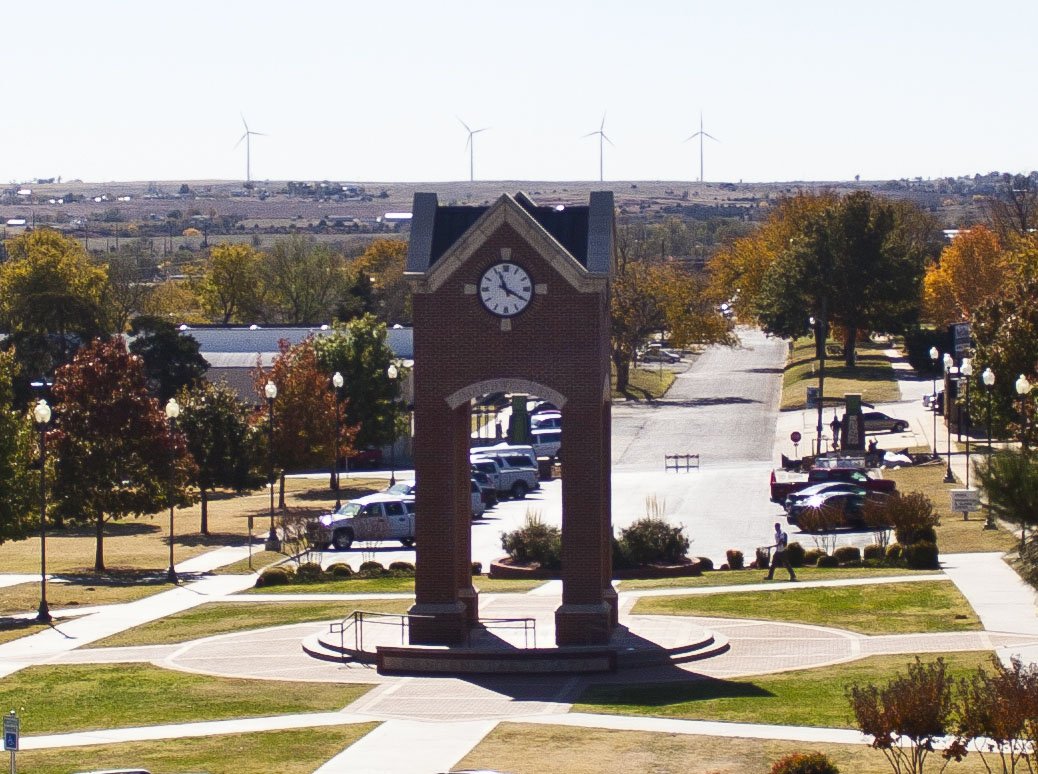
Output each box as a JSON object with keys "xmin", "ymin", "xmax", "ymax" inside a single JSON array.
[
  {"xmin": 310, "ymin": 493, "xmax": 416, "ymax": 551},
  {"xmin": 470, "ymin": 453, "xmax": 539, "ymax": 499}
]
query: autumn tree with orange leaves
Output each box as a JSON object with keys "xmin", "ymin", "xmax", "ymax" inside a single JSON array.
[
  {"xmin": 253, "ymin": 338, "xmax": 355, "ymax": 507},
  {"xmin": 922, "ymin": 225, "xmax": 1009, "ymax": 326}
]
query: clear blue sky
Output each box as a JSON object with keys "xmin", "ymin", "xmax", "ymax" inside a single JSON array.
[{"xmin": 5, "ymin": 0, "xmax": 1036, "ymax": 184}]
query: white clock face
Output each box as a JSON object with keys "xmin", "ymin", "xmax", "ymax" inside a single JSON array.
[{"xmin": 478, "ymin": 262, "xmax": 533, "ymax": 317}]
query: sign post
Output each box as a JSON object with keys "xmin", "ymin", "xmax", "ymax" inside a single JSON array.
[
  {"xmin": 790, "ymin": 431, "xmax": 801, "ymax": 457},
  {"xmin": 4, "ymin": 710, "xmax": 19, "ymax": 774},
  {"xmin": 950, "ymin": 489, "xmax": 981, "ymax": 521},
  {"xmin": 247, "ymin": 516, "xmax": 254, "ymax": 572}
]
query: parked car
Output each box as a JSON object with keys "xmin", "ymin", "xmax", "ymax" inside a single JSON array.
[
  {"xmin": 386, "ymin": 478, "xmax": 485, "ymax": 519},
  {"xmin": 862, "ymin": 411, "xmax": 909, "ymax": 433},
  {"xmin": 310, "ymin": 493, "xmax": 415, "ymax": 550},
  {"xmin": 783, "ymin": 481, "xmax": 867, "ymax": 513},
  {"xmin": 530, "ymin": 427, "xmax": 561, "ymax": 458},
  {"xmin": 470, "ymin": 453, "xmax": 539, "ymax": 499},
  {"xmin": 639, "ymin": 344, "xmax": 681, "ymax": 363},
  {"xmin": 530, "ymin": 411, "xmax": 561, "ymax": 430},
  {"xmin": 470, "ymin": 469, "xmax": 498, "ymax": 507},
  {"xmin": 787, "ymin": 488, "xmax": 887, "ymax": 528},
  {"xmin": 347, "ymin": 446, "xmax": 384, "ymax": 469}
]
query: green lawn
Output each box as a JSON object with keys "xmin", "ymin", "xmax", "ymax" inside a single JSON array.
[
  {"xmin": 632, "ymin": 580, "xmax": 980, "ymax": 634},
  {"xmin": 617, "ymin": 565, "xmax": 934, "ymax": 590},
  {"xmin": 88, "ymin": 599, "xmax": 412, "ymax": 648},
  {"xmin": 614, "ymin": 364, "xmax": 677, "ymax": 400},
  {"xmin": 0, "ymin": 663, "xmax": 371, "ymax": 734},
  {"xmin": 781, "ymin": 336, "xmax": 900, "ymax": 410},
  {"xmin": 573, "ymin": 651, "xmax": 991, "ymax": 728},
  {"xmin": 21, "ymin": 724, "xmax": 378, "ymax": 774}
]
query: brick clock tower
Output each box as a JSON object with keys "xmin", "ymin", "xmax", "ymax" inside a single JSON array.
[{"xmin": 405, "ymin": 191, "xmax": 616, "ymax": 647}]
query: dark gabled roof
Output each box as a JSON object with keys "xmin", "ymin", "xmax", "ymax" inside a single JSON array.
[{"xmin": 429, "ymin": 194, "xmax": 590, "ymax": 267}]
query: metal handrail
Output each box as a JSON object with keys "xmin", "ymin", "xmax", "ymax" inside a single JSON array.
[
  {"xmin": 475, "ymin": 616, "xmax": 537, "ymax": 649},
  {"xmin": 330, "ymin": 610, "xmax": 435, "ymax": 656}
]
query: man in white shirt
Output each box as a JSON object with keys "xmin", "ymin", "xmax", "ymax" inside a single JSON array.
[{"xmin": 765, "ymin": 522, "xmax": 796, "ymax": 581}]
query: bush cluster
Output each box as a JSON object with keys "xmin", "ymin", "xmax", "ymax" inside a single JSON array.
[
  {"xmin": 833, "ymin": 545, "xmax": 861, "ymax": 565},
  {"xmin": 501, "ymin": 513, "xmax": 562, "ymax": 570},
  {"xmin": 256, "ymin": 565, "xmax": 294, "ymax": 586},
  {"xmin": 862, "ymin": 544, "xmax": 885, "ymax": 561},
  {"xmin": 803, "ymin": 548, "xmax": 825, "ymax": 566},
  {"xmin": 726, "ymin": 549, "xmax": 744, "ymax": 570},
  {"xmin": 617, "ymin": 517, "xmax": 691, "ymax": 566},
  {"xmin": 770, "ymin": 751, "xmax": 840, "ymax": 774},
  {"xmin": 786, "ymin": 541, "xmax": 806, "ymax": 567}
]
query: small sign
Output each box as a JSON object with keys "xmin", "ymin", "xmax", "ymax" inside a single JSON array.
[
  {"xmin": 950, "ymin": 489, "xmax": 981, "ymax": 513},
  {"xmin": 3, "ymin": 712, "xmax": 18, "ymax": 751},
  {"xmin": 247, "ymin": 516, "xmax": 254, "ymax": 530},
  {"xmin": 790, "ymin": 431, "xmax": 802, "ymax": 443}
]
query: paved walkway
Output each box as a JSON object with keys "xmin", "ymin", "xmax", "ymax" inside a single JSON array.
[{"xmin": 5, "ymin": 346, "xmax": 1038, "ymax": 772}]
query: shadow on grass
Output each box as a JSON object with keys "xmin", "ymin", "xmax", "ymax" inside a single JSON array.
[
  {"xmin": 171, "ymin": 532, "xmax": 250, "ymax": 548},
  {"xmin": 292, "ymin": 486, "xmax": 379, "ymax": 502},
  {"xmin": 578, "ymin": 676, "xmax": 775, "ymax": 707},
  {"xmin": 54, "ymin": 569, "xmax": 170, "ymax": 586},
  {"xmin": 55, "ymin": 521, "xmax": 163, "ymax": 538},
  {"xmin": 0, "ymin": 617, "xmax": 46, "ymax": 633}
]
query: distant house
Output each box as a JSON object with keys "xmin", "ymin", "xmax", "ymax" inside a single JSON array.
[{"xmin": 5, "ymin": 218, "xmax": 27, "ymax": 227}]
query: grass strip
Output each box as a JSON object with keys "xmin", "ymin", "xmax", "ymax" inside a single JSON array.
[
  {"xmin": 21, "ymin": 724, "xmax": 378, "ymax": 774},
  {"xmin": 0, "ymin": 574, "xmax": 169, "ymax": 616},
  {"xmin": 0, "ymin": 663, "xmax": 371, "ymax": 735},
  {"xmin": 87, "ymin": 599, "xmax": 412, "ymax": 648},
  {"xmin": 781, "ymin": 337, "xmax": 900, "ymax": 411},
  {"xmin": 631, "ymin": 580, "xmax": 980, "ymax": 634},
  {"xmin": 459, "ymin": 715, "xmax": 996, "ymax": 774},
  {"xmin": 617, "ymin": 565, "xmax": 932, "ymax": 590},
  {"xmin": 572, "ymin": 651, "xmax": 990, "ymax": 729}
]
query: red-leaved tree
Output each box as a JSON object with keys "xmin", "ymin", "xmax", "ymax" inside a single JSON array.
[{"xmin": 50, "ymin": 337, "xmax": 196, "ymax": 571}]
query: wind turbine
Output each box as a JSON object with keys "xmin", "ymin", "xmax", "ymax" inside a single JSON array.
[
  {"xmin": 582, "ymin": 112, "xmax": 613, "ymax": 182},
  {"xmin": 458, "ymin": 117, "xmax": 489, "ymax": 182},
  {"xmin": 234, "ymin": 114, "xmax": 267, "ymax": 184},
  {"xmin": 684, "ymin": 112, "xmax": 719, "ymax": 183}
]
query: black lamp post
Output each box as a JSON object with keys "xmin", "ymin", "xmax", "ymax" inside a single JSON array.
[
  {"xmin": 1017, "ymin": 374, "xmax": 1032, "ymax": 450},
  {"xmin": 387, "ymin": 364, "xmax": 398, "ymax": 486},
  {"xmin": 264, "ymin": 380, "xmax": 279, "ymax": 550},
  {"xmin": 961, "ymin": 358, "xmax": 973, "ymax": 490},
  {"xmin": 943, "ymin": 353, "xmax": 956, "ymax": 484},
  {"xmin": 331, "ymin": 371, "xmax": 344, "ymax": 510},
  {"xmin": 983, "ymin": 367, "xmax": 996, "ymax": 530},
  {"xmin": 929, "ymin": 346, "xmax": 940, "ymax": 457},
  {"xmin": 810, "ymin": 313, "xmax": 826, "ymax": 456},
  {"xmin": 164, "ymin": 398, "xmax": 180, "ymax": 583},
  {"xmin": 33, "ymin": 399, "xmax": 52, "ymax": 623}
]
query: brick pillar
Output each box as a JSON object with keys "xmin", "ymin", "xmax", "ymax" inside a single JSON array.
[
  {"xmin": 453, "ymin": 403, "xmax": 479, "ymax": 624},
  {"xmin": 556, "ymin": 396, "xmax": 612, "ymax": 645},
  {"xmin": 600, "ymin": 399, "xmax": 618, "ymax": 627},
  {"xmin": 410, "ymin": 392, "xmax": 468, "ymax": 645}
]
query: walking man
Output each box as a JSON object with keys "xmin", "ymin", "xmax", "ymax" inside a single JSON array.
[{"xmin": 765, "ymin": 522, "xmax": 796, "ymax": 581}]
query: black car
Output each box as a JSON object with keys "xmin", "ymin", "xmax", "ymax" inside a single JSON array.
[
  {"xmin": 787, "ymin": 488, "xmax": 886, "ymax": 528},
  {"xmin": 862, "ymin": 411, "xmax": 909, "ymax": 433}
]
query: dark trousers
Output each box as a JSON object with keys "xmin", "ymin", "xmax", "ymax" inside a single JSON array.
[{"xmin": 767, "ymin": 549, "xmax": 796, "ymax": 580}]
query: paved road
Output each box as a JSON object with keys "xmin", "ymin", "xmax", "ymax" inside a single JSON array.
[{"xmin": 317, "ymin": 327, "xmax": 789, "ymax": 570}]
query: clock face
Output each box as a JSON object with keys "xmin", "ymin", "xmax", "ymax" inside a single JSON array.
[{"xmin": 478, "ymin": 262, "xmax": 533, "ymax": 317}]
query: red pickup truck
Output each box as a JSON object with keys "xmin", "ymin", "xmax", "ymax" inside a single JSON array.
[{"xmin": 770, "ymin": 466, "xmax": 896, "ymax": 504}]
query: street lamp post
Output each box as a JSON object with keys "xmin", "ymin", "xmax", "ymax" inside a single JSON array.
[
  {"xmin": 331, "ymin": 372, "xmax": 344, "ymax": 510},
  {"xmin": 387, "ymin": 364, "xmax": 398, "ymax": 486},
  {"xmin": 164, "ymin": 398, "xmax": 180, "ymax": 583},
  {"xmin": 33, "ymin": 399, "xmax": 52, "ymax": 623},
  {"xmin": 810, "ymin": 314, "xmax": 826, "ymax": 456},
  {"xmin": 264, "ymin": 380, "xmax": 279, "ymax": 550},
  {"xmin": 961, "ymin": 359, "xmax": 973, "ymax": 490},
  {"xmin": 1017, "ymin": 374, "xmax": 1032, "ymax": 450},
  {"xmin": 930, "ymin": 347, "xmax": 940, "ymax": 457},
  {"xmin": 983, "ymin": 367, "xmax": 996, "ymax": 530},
  {"xmin": 943, "ymin": 353, "xmax": 956, "ymax": 484}
]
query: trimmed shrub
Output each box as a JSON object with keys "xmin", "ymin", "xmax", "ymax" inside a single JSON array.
[
  {"xmin": 328, "ymin": 563, "xmax": 353, "ymax": 578},
  {"xmin": 816, "ymin": 554, "xmax": 839, "ymax": 568},
  {"xmin": 904, "ymin": 540, "xmax": 940, "ymax": 570},
  {"xmin": 803, "ymin": 549, "xmax": 825, "ymax": 566},
  {"xmin": 502, "ymin": 513, "xmax": 561, "ymax": 570},
  {"xmin": 255, "ymin": 566, "xmax": 293, "ymax": 587},
  {"xmin": 770, "ymin": 751, "xmax": 840, "ymax": 774},
  {"xmin": 862, "ymin": 544, "xmax": 885, "ymax": 561},
  {"xmin": 388, "ymin": 561, "xmax": 415, "ymax": 574},
  {"xmin": 358, "ymin": 561, "xmax": 386, "ymax": 576},
  {"xmin": 698, "ymin": 556, "xmax": 714, "ymax": 572},
  {"xmin": 786, "ymin": 541, "xmax": 806, "ymax": 567},
  {"xmin": 618, "ymin": 517, "xmax": 690, "ymax": 565},
  {"xmin": 471, "ymin": 561, "xmax": 483, "ymax": 576},
  {"xmin": 296, "ymin": 562, "xmax": 324, "ymax": 581},
  {"xmin": 726, "ymin": 549, "xmax": 744, "ymax": 570},
  {"xmin": 886, "ymin": 543, "xmax": 904, "ymax": 564},
  {"xmin": 870, "ymin": 491, "xmax": 941, "ymax": 546},
  {"xmin": 862, "ymin": 557, "xmax": 885, "ymax": 568},
  {"xmin": 833, "ymin": 545, "xmax": 861, "ymax": 565}
]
